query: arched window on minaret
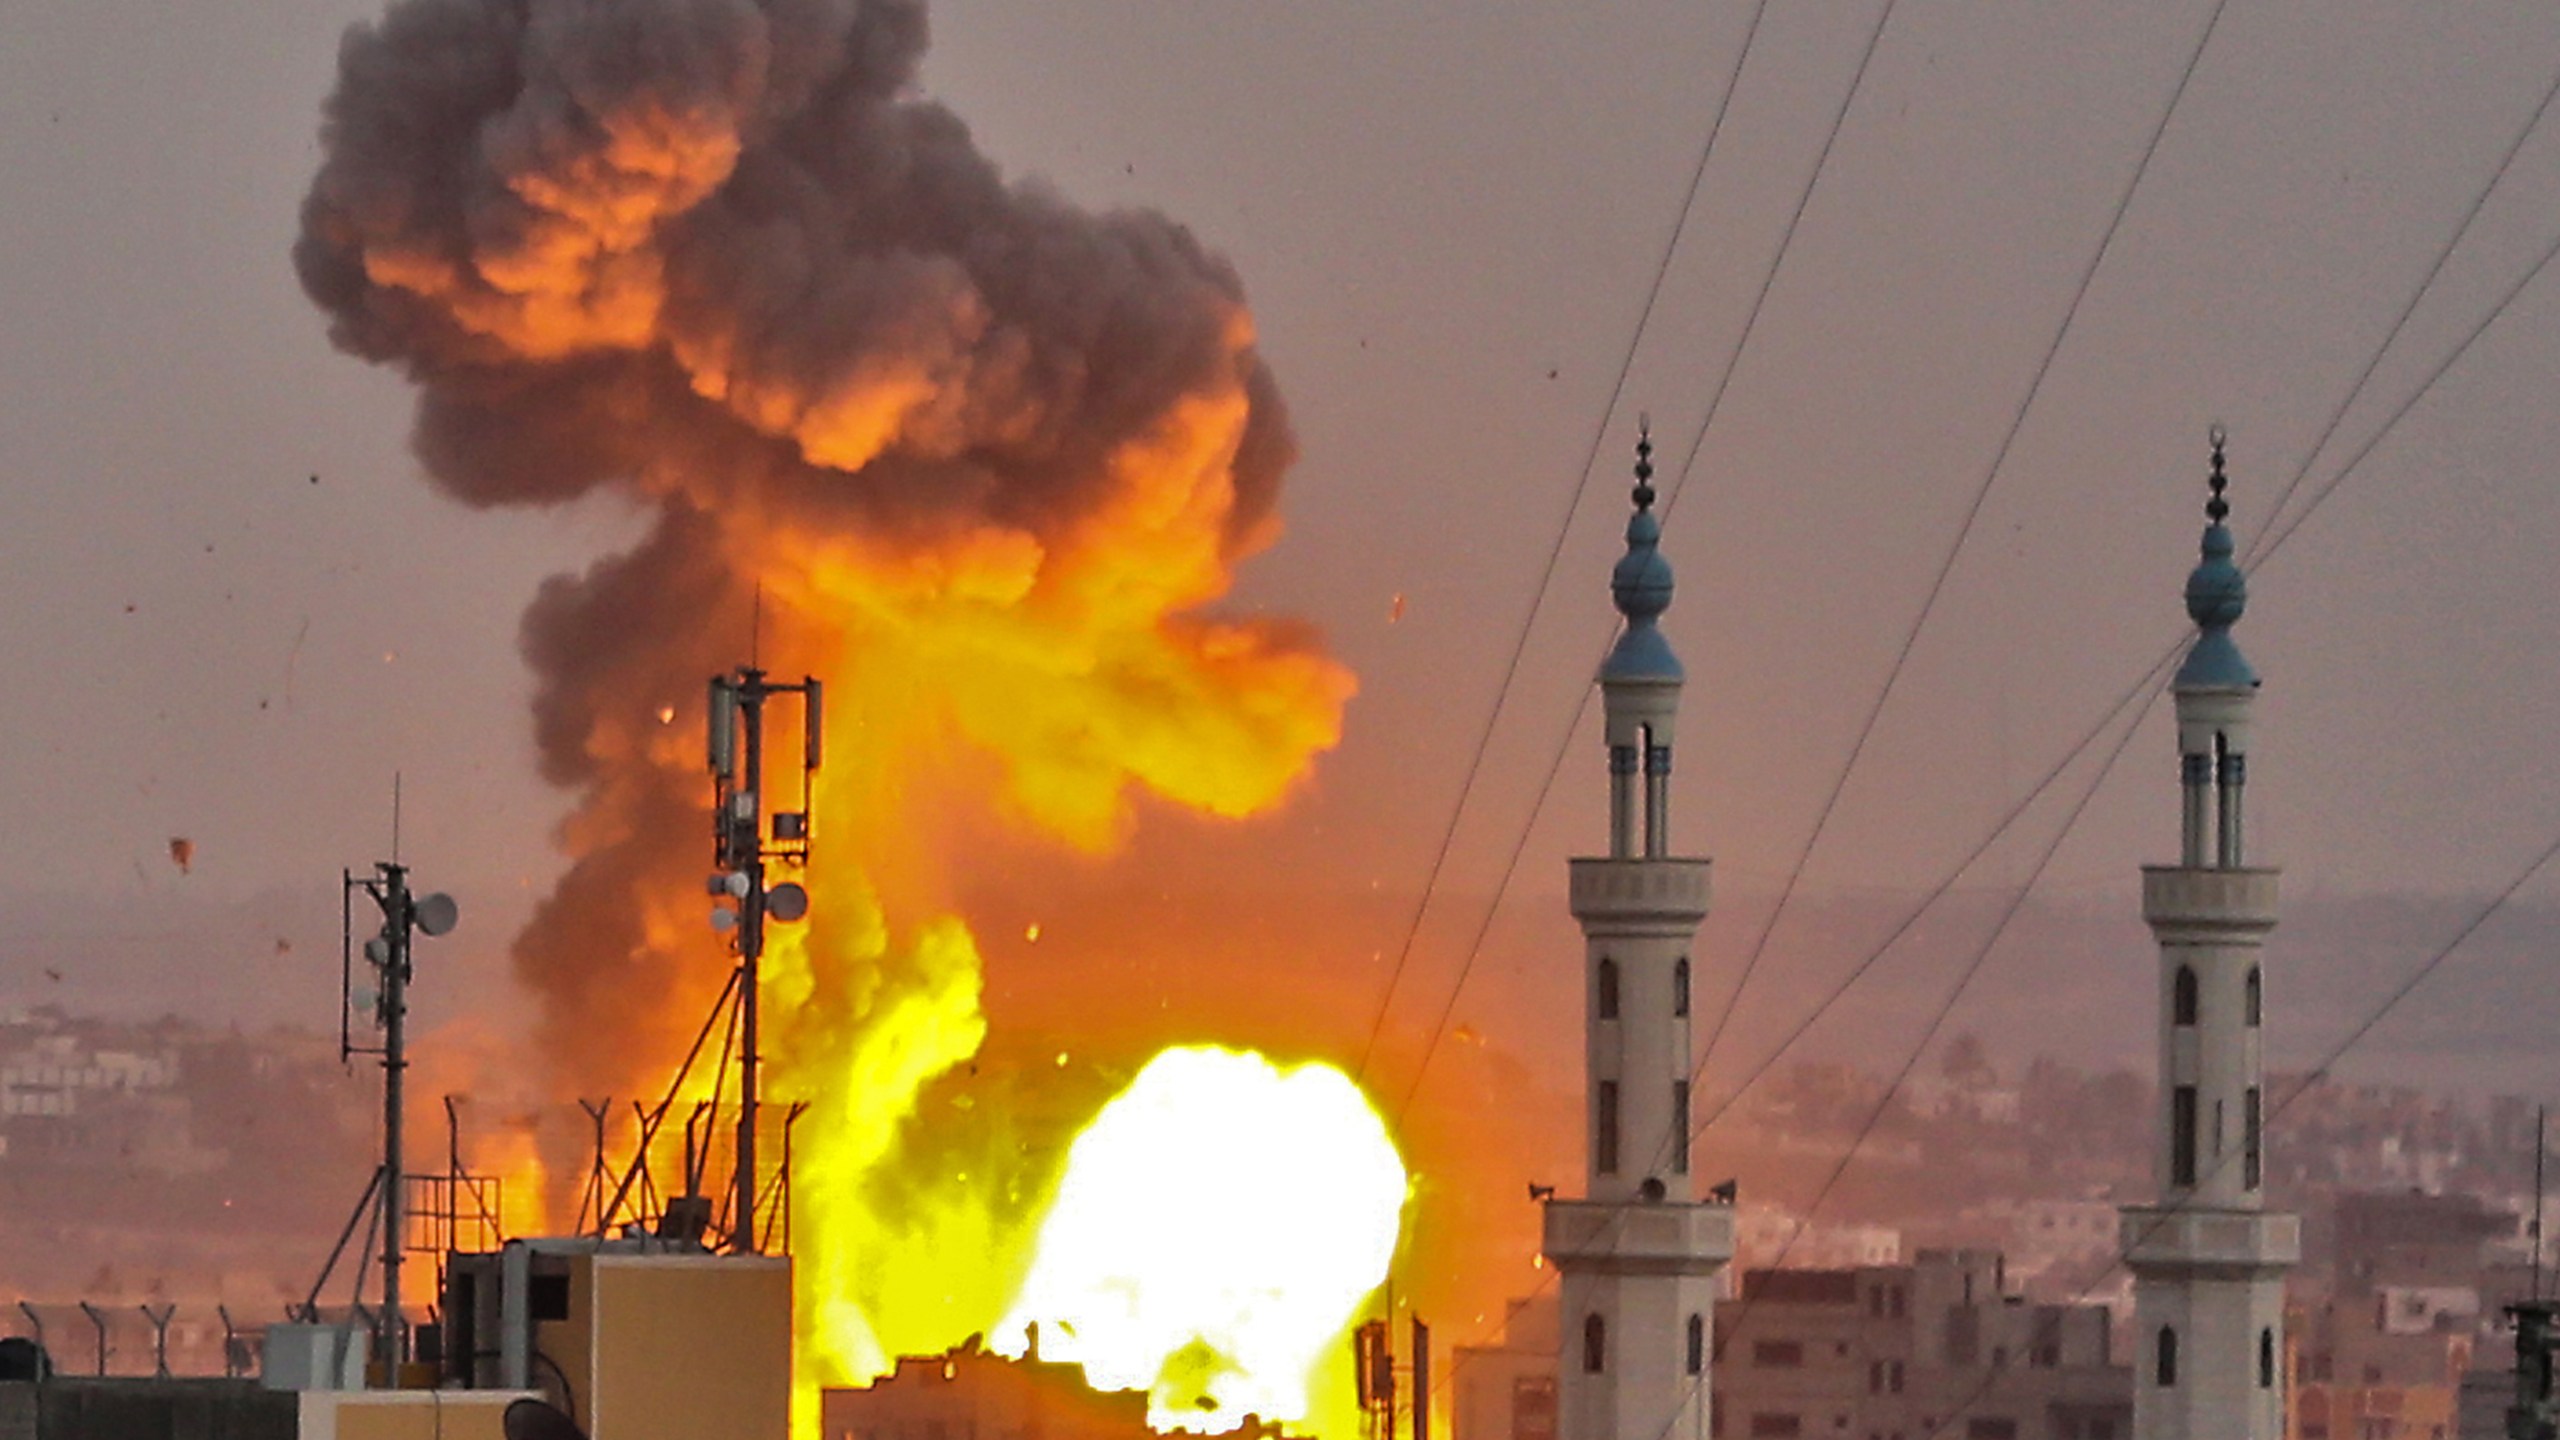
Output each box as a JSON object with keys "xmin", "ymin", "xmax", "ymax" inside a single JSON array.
[
  {"xmin": 2173, "ymin": 965, "xmax": 2199, "ymax": 1026},
  {"xmin": 1672, "ymin": 1080, "xmax": 1690, "ymax": 1173},
  {"xmin": 2245, "ymin": 1085, "xmax": 2263, "ymax": 1190},
  {"xmin": 1673, "ymin": 958, "xmax": 1690, "ymax": 1017},
  {"xmin": 2171, "ymin": 1087, "xmax": 2199, "ymax": 1188},
  {"xmin": 2155, "ymin": 1327, "xmax": 2178, "ymax": 1387},
  {"xmin": 1597, "ymin": 1082, "xmax": 1620, "ymax": 1175},
  {"xmin": 2246, "ymin": 966, "xmax": 2262, "ymax": 1026},
  {"xmin": 1584, "ymin": 1314, "xmax": 1607, "ymax": 1374},
  {"xmin": 1686, "ymin": 1314, "xmax": 1705, "ymax": 1375},
  {"xmin": 1597, "ymin": 958, "xmax": 1621, "ymax": 1021},
  {"xmin": 2258, "ymin": 1327, "xmax": 2275, "ymax": 1388}
]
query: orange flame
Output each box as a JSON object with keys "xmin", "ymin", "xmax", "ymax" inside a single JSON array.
[{"xmin": 297, "ymin": 3, "xmax": 1367, "ymax": 1434}]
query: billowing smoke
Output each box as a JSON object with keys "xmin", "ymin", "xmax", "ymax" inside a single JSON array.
[{"xmin": 297, "ymin": 0, "xmax": 1356, "ymax": 1421}]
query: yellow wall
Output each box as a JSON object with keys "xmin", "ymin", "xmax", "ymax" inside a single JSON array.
[
  {"xmin": 578, "ymin": 1252, "xmax": 793, "ymax": 1440},
  {"xmin": 299, "ymin": 1390, "xmax": 528, "ymax": 1440}
]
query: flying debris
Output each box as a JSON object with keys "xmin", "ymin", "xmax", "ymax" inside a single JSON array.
[
  {"xmin": 167, "ymin": 837, "xmax": 194, "ymax": 874},
  {"xmin": 296, "ymin": 0, "xmax": 1354, "ymax": 1419}
]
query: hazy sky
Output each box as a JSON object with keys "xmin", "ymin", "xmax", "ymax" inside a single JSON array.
[{"xmin": 6, "ymin": 0, "xmax": 2560, "ymax": 1093}]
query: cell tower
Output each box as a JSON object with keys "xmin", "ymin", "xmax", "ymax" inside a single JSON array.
[
  {"xmin": 340, "ymin": 860, "xmax": 461, "ymax": 1370},
  {"xmin": 705, "ymin": 666, "xmax": 822, "ymax": 1254}
]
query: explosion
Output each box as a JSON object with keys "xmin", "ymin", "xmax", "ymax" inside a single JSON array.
[
  {"xmin": 295, "ymin": 0, "xmax": 1370, "ymax": 1432},
  {"xmin": 998, "ymin": 1048, "xmax": 1409, "ymax": 1436}
]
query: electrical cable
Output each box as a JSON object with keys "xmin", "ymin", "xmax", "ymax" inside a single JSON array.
[
  {"xmin": 1689, "ymin": 0, "xmax": 2232, "ymax": 1091},
  {"xmin": 1690, "ymin": 638, "xmax": 2183, "ymax": 1137},
  {"xmin": 2253, "ymin": 210, "xmax": 2560, "ymax": 566},
  {"xmin": 1352, "ymin": 0, "xmax": 1773, "ymax": 1085},
  {"xmin": 1417, "ymin": 8, "xmax": 2560, "ymax": 1408},
  {"xmin": 1385, "ymin": 0, "xmax": 1900, "ymax": 1132},
  {"xmin": 1706, "ymin": 653, "xmax": 2159, "ymax": 1367},
  {"xmin": 2248, "ymin": 56, "xmax": 2560, "ymax": 561},
  {"xmin": 1910, "ymin": 818, "xmax": 2560, "ymax": 1440},
  {"xmin": 1699, "ymin": 186, "xmax": 2560, "ymax": 1440},
  {"xmin": 1686, "ymin": 45, "xmax": 2560, "ymax": 1147}
]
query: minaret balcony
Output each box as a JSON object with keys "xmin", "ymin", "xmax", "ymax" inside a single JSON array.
[
  {"xmin": 2140, "ymin": 866, "xmax": 2278, "ymax": 936},
  {"xmin": 1543, "ymin": 1196, "xmax": 1734, "ymax": 1277},
  {"xmin": 1569, "ymin": 857, "xmax": 1711, "ymax": 928},
  {"xmin": 2118, "ymin": 1204, "xmax": 2298, "ymax": 1278}
]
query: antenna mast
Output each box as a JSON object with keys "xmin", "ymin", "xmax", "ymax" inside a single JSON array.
[
  {"xmin": 705, "ymin": 665, "xmax": 822, "ymax": 1254},
  {"xmin": 341, "ymin": 860, "xmax": 460, "ymax": 1376}
]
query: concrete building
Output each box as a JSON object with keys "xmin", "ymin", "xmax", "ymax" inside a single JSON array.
[
  {"xmin": 1715, "ymin": 1250, "xmax": 2126, "ymax": 1440},
  {"xmin": 1458, "ymin": 1252, "xmax": 2128, "ymax": 1440},
  {"xmin": 822, "ymin": 1333, "xmax": 1294, "ymax": 1440},
  {"xmin": 1452, "ymin": 1297, "xmax": 1560, "ymax": 1440},
  {"xmin": 1540, "ymin": 434, "xmax": 1732, "ymax": 1440},
  {"xmin": 2119, "ymin": 442, "xmax": 2299, "ymax": 1440}
]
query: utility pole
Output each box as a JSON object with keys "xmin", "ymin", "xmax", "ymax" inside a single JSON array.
[
  {"xmin": 345, "ymin": 862, "xmax": 458, "ymax": 1375},
  {"xmin": 707, "ymin": 667, "xmax": 820, "ymax": 1254}
]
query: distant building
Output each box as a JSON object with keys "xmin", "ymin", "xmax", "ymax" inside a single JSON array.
[
  {"xmin": 1452, "ymin": 1296, "xmax": 1559, "ymax": 1440},
  {"xmin": 1733, "ymin": 1206, "xmax": 1903, "ymax": 1273},
  {"xmin": 1454, "ymin": 1250, "xmax": 2128, "ymax": 1440},
  {"xmin": 821, "ymin": 1333, "xmax": 1294, "ymax": 1440},
  {"xmin": 1717, "ymin": 1250, "xmax": 2126, "ymax": 1440}
]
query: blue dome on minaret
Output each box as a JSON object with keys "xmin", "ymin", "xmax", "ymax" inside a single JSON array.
[
  {"xmin": 1602, "ymin": 430, "xmax": 1684, "ymax": 683},
  {"xmin": 2174, "ymin": 429, "xmax": 2259, "ymax": 692}
]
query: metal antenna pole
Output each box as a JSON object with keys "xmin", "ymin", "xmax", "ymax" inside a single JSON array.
[
  {"xmin": 736, "ymin": 670, "xmax": 766, "ymax": 1254},
  {"xmin": 705, "ymin": 664, "xmax": 817, "ymax": 1256},
  {"xmin": 379, "ymin": 862, "xmax": 410, "ymax": 1373},
  {"xmin": 2519, "ymin": 1096, "xmax": 2539, "ymax": 1301}
]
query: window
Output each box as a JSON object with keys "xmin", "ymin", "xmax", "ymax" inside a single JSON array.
[
  {"xmin": 2155, "ymin": 1327, "xmax": 2178, "ymax": 1387},
  {"xmin": 1584, "ymin": 1314, "xmax": 1606, "ymax": 1374},
  {"xmin": 2246, "ymin": 966, "xmax": 2262, "ymax": 1026},
  {"xmin": 1512, "ymin": 1377, "xmax": 1556, "ymax": 1439},
  {"xmin": 1597, "ymin": 1082, "xmax": 1620, "ymax": 1174},
  {"xmin": 2245, "ymin": 1086, "xmax": 2263, "ymax": 1190},
  {"xmin": 1754, "ymin": 1340, "xmax": 1805, "ymax": 1368},
  {"xmin": 1673, "ymin": 1081, "xmax": 1691, "ymax": 1173},
  {"xmin": 2171, "ymin": 1086, "xmax": 2198, "ymax": 1187},
  {"xmin": 1687, "ymin": 1315, "xmax": 1706, "ymax": 1376},
  {"xmin": 1749, "ymin": 1417, "xmax": 1802, "ymax": 1439},
  {"xmin": 1675, "ymin": 958, "xmax": 1691, "ymax": 1017},
  {"xmin": 1890, "ymin": 1361, "xmax": 1905, "ymax": 1393},
  {"xmin": 2259, "ymin": 1327, "xmax": 2275, "ymax": 1388},
  {"xmin": 1868, "ymin": 1362, "xmax": 1883, "ymax": 1395},
  {"xmin": 1598, "ymin": 959, "xmax": 1620, "ymax": 1021},
  {"xmin": 1890, "ymin": 1288, "xmax": 1906, "ymax": 1319},
  {"xmin": 2173, "ymin": 965, "xmax": 2199, "ymax": 1025}
]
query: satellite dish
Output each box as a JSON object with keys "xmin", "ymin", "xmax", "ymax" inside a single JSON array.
[
  {"xmin": 765, "ymin": 882, "xmax": 809, "ymax": 923},
  {"xmin": 413, "ymin": 892, "xmax": 460, "ymax": 938},
  {"xmin": 709, "ymin": 907, "xmax": 738, "ymax": 933},
  {"xmin": 502, "ymin": 1398, "xmax": 590, "ymax": 1440},
  {"xmin": 723, "ymin": 871, "xmax": 752, "ymax": 899},
  {"xmin": 362, "ymin": 937, "xmax": 390, "ymax": 966}
]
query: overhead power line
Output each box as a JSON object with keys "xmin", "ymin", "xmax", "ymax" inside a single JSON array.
[
  {"xmin": 1351, "ymin": 0, "xmax": 1772, "ymax": 1085},
  {"xmin": 1689, "ymin": 0, "xmax": 2233, "ymax": 1090},
  {"xmin": 1384, "ymin": 0, "xmax": 1900, "ymax": 1132}
]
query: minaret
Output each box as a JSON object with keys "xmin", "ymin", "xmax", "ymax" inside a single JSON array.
[
  {"xmin": 2121, "ymin": 433, "xmax": 2300, "ymax": 1440},
  {"xmin": 1543, "ymin": 432, "xmax": 1732, "ymax": 1440}
]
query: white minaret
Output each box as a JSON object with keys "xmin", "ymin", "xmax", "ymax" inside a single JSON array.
[
  {"xmin": 2121, "ymin": 434, "xmax": 2299, "ymax": 1440},
  {"xmin": 1543, "ymin": 433, "xmax": 1732, "ymax": 1440}
]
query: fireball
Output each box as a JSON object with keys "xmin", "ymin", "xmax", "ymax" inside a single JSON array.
[{"xmin": 998, "ymin": 1047, "xmax": 1410, "ymax": 1435}]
